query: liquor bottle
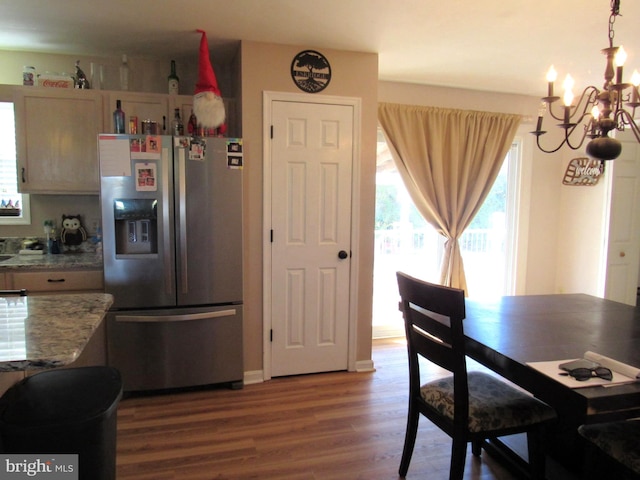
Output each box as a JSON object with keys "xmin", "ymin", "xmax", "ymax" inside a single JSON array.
[
  {"xmin": 172, "ymin": 108, "xmax": 184, "ymax": 136},
  {"xmin": 168, "ymin": 60, "xmax": 179, "ymax": 95},
  {"xmin": 187, "ymin": 110, "xmax": 197, "ymax": 135},
  {"xmin": 113, "ymin": 100, "xmax": 125, "ymax": 134},
  {"xmin": 120, "ymin": 54, "xmax": 129, "ymax": 91}
]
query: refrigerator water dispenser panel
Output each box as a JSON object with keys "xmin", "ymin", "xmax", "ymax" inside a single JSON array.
[{"xmin": 114, "ymin": 198, "xmax": 158, "ymax": 254}]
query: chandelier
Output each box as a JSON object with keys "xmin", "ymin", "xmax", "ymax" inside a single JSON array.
[{"xmin": 531, "ymin": 0, "xmax": 640, "ymax": 162}]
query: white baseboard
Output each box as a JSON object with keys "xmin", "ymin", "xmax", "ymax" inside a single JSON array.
[
  {"xmin": 243, "ymin": 362, "xmax": 375, "ymax": 384},
  {"xmin": 355, "ymin": 359, "xmax": 376, "ymax": 373},
  {"xmin": 243, "ymin": 370, "xmax": 264, "ymax": 385}
]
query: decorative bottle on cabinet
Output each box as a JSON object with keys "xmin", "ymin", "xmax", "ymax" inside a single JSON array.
[
  {"xmin": 187, "ymin": 110, "xmax": 197, "ymax": 135},
  {"xmin": 172, "ymin": 108, "xmax": 184, "ymax": 136},
  {"xmin": 113, "ymin": 100, "xmax": 125, "ymax": 134},
  {"xmin": 120, "ymin": 55, "xmax": 130, "ymax": 91},
  {"xmin": 168, "ymin": 60, "xmax": 179, "ymax": 95}
]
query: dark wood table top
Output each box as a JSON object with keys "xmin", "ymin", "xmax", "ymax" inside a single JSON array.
[{"xmin": 463, "ymin": 293, "xmax": 640, "ymax": 424}]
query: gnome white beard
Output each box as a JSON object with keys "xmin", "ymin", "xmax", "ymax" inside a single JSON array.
[{"xmin": 193, "ymin": 91, "xmax": 226, "ymax": 128}]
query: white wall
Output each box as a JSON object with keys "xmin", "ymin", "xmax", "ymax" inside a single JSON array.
[{"xmin": 377, "ymin": 80, "xmax": 607, "ymax": 295}]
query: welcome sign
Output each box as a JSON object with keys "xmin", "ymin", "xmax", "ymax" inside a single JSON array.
[{"xmin": 563, "ymin": 157, "xmax": 604, "ymax": 186}]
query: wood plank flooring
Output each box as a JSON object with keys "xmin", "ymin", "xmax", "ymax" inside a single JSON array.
[{"xmin": 114, "ymin": 338, "xmax": 569, "ymax": 479}]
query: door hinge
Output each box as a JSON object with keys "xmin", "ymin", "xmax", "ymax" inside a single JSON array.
[
  {"xmin": 270, "ymin": 229, "xmax": 274, "ymax": 243},
  {"xmin": 270, "ymin": 329, "xmax": 273, "ymax": 342},
  {"xmin": 270, "ymin": 125, "xmax": 274, "ymax": 139}
]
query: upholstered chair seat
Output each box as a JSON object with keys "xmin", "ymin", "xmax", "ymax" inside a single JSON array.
[
  {"xmin": 421, "ymin": 371, "xmax": 557, "ymax": 433},
  {"xmin": 578, "ymin": 419, "xmax": 640, "ymax": 479}
]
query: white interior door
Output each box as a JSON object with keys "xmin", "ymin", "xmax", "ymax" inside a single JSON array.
[
  {"xmin": 604, "ymin": 131, "xmax": 640, "ymax": 305},
  {"xmin": 268, "ymin": 99, "xmax": 354, "ymax": 377}
]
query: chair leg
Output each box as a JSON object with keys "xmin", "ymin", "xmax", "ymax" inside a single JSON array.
[
  {"xmin": 450, "ymin": 437, "xmax": 468, "ymax": 480},
  {"xmin": 471, "ymin": 439, "xmax": 482, "ymax": 456},
  {"xmin": 398, "ymin": 403, "xmax": 419, "ymax": 477},
  {"xmin": 526, "ymin": 428, "xmax": 547, "ymax": 480}
]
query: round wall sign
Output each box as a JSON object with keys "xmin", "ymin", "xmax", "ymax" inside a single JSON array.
[{"xmin": 291, "ymin": 50, "xmax": 331, "ymax": 93}]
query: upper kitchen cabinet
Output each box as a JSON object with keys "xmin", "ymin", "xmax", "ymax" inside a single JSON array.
[
  {"xmin": 14, "ymin": 87, "xmax": 104, "ymax": 194},
  {"xmin": 105, "ymin": 92, "xmax": 169, "ymax": 134},
  {"xmin": 107, "ymin": 93, "xmax": 239, "ymax": 138}
]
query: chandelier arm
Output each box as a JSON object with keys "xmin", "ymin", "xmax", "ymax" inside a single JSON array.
[
  {"xmin": 564, "ymin": 119, "xmax": 590, "ymax": 150},
  {"xmin": 576, "ymin": 86, "xmax": 599, "ymax": 114},
  {"xmin": 546, "ymin": 101, "xmax": 566, "ymax": 122},
  {"xmin": 546, "ymin": 87, "xmax": 598, "ymax": 123},
  {"xmin": 535, "ymin": 135, "xmax": 572, "ymax": 154},
  {"xmin": 615, "ymin": 109, "xmax": 640, "ymax": 143}
]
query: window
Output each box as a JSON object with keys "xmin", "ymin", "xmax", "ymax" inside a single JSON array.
[
  {"xmin": 0, "ymin": 102, "xmax": 30, "ymax": 225},
  {"xmin": 373, "ymin": 129, "xmax": 520, "ymax": 337}
]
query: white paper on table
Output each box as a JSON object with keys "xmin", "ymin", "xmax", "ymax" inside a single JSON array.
[
  {"xmin": 527, "ymin": 356, "xmax": 638, "ymax": 389},
  {"xmin": 583, "ymin": 351, "xmax": 640, "ymax": 380}
]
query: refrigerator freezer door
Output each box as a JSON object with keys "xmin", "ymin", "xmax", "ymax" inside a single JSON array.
[
  {"xmin": 174, "ymin": 137, "xmax": 243, "ymax": 306},
  {"xmin": 107, "ymin": 304, "xmax": 244, "ymax": 392}
]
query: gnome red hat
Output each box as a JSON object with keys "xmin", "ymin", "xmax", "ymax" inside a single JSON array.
[{"xmin": 194, "ymin": 29, "xmax": 226, "ymax": 132}]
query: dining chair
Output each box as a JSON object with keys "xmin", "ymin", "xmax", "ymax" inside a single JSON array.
[
  {"xmin": 396, "ymin": 271, "xmax": 557, "ymax": 480},
  {"xmin": 578, "ymin": 419, "xmax": 640, "ymax": 479}
]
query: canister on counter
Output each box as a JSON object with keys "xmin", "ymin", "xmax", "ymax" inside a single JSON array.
[{"xmin": 129, "ymin": 116, "xmax": 138, "ymax": 135}]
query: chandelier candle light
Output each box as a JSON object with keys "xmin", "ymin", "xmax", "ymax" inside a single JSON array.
[{"xmin": 532, "ymin": 0, "xmax": 640, "ymax": 162}]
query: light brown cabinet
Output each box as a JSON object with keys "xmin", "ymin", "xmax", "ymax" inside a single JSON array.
[
  {"xmin": 14, "ymin": 87, "xmax": 104, "ymax": 194},
  {"xmin": 7, "ymin": 269, "xmax": 104, "ymax": 294},
  {"xmin": 12, "ymin": 86, "xmax": 239, "ymax": 195}
]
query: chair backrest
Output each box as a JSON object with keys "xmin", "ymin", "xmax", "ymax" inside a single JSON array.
[{"xmin": 396, "ymin": 271, "xmax": 468, "ymax": 410}]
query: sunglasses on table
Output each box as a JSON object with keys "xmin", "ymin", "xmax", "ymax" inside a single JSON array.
[{"xmin": 560, "ymin": 366, "xmax": 613, "ymax": 381}]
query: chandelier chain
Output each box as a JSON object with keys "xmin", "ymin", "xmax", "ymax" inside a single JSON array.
[{"xmin": 608, "ymin": 0, "xmax": 620, "ymax": 47}]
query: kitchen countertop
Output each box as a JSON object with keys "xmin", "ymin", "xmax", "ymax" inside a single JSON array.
[
  {"xmin": 0, "ymin": 293, "xmax": 113, "ymax": 371},
  {"xmin": 0, "ymin": 252, "xmax": 103, "ymax": 271}
]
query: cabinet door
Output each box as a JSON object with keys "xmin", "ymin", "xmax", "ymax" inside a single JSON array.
[
  {"xmin": 107, "ymin": 92, "xmax": 169, "ymax": 134},
  {"xmin": 14, "ymin": 87, "xmax": 103, "ymax": 194}
]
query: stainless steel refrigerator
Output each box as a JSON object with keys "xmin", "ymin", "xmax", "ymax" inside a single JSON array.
[{"xmin": 98, "ymin": 135, "xmax": 243, "ymax": 392}]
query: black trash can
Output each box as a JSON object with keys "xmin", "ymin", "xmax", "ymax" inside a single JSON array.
[{"xmin": 0, "ymin": 366, "xmax": 122, "ymax": 480}]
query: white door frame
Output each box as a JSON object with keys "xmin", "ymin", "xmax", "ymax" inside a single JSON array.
[{"xmin": 262, "ymin": 91, "xmax": 362, "ymax": 381}]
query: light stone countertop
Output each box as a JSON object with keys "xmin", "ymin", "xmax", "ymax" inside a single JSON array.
[
  {"xmin": 0, "ymin": 252, "xmax": 103, "ymax": 271},
  {"xmin": 0, "ymin": 293, "xmax": 113, "ymax": 371}
]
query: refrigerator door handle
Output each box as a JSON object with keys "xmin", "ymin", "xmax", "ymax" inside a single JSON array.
[
  {"xmin": 115, "ymin": 309, "xmax": 238, "ymax": 323},
  {"xmin": 178, "ymin": 147, "xmax": 189, "ymax": 294},
  {"xmin": 162, "ymin": 146, "xmax": 173, "ymax": 296}
]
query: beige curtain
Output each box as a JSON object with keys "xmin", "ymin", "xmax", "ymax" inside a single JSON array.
[{"xmin": 378, "ymin": 102, "xmax": 520, "ymax": 294}]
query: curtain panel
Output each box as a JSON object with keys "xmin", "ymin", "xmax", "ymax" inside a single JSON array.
[{"xmin": 378, "ymin": 102, "xmax": 520, "ymax": 294}]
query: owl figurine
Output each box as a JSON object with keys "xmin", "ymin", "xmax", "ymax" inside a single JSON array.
[{"xmin": 61, "ymin": 214, "xmax": 88, "ymax": 251}]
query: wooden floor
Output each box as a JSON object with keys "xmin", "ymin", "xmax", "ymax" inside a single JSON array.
[{"xmin": 115, "ymin": 338, "xmax": 571, "ymax": 479}]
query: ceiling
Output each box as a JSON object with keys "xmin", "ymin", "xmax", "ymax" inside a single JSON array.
[{"xmin": 1, "ymin": 0, "xmax": 639, "ymax": 97}]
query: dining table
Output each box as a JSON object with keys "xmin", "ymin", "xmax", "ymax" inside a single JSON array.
[{"xmin": 463, "ymin": 293, "xmax": 640, "ymax": 472}]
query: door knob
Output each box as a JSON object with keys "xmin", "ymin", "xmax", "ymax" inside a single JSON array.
[{"xmin": 338, "ymin": 250, "xmax": 349, "ymax": 259}]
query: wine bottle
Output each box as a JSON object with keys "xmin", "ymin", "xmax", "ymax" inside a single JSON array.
[
  {"xmin": 120, "ymin": 54, "xmax": 129, "ymax": 91},
  {"xmin": 113, "ymin": 100, "xmax": 125, "ymax": 134},
  {"xmin": 172, "ymin": 108, "xmax": 184, "ymax": 136},
  {"xmin": 168, "ymin": 60, "xmax": 179, "ymax": 95},
  {"xmin": 187, "ymin": 110, "xmax": 197, "ymax": 135}
]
